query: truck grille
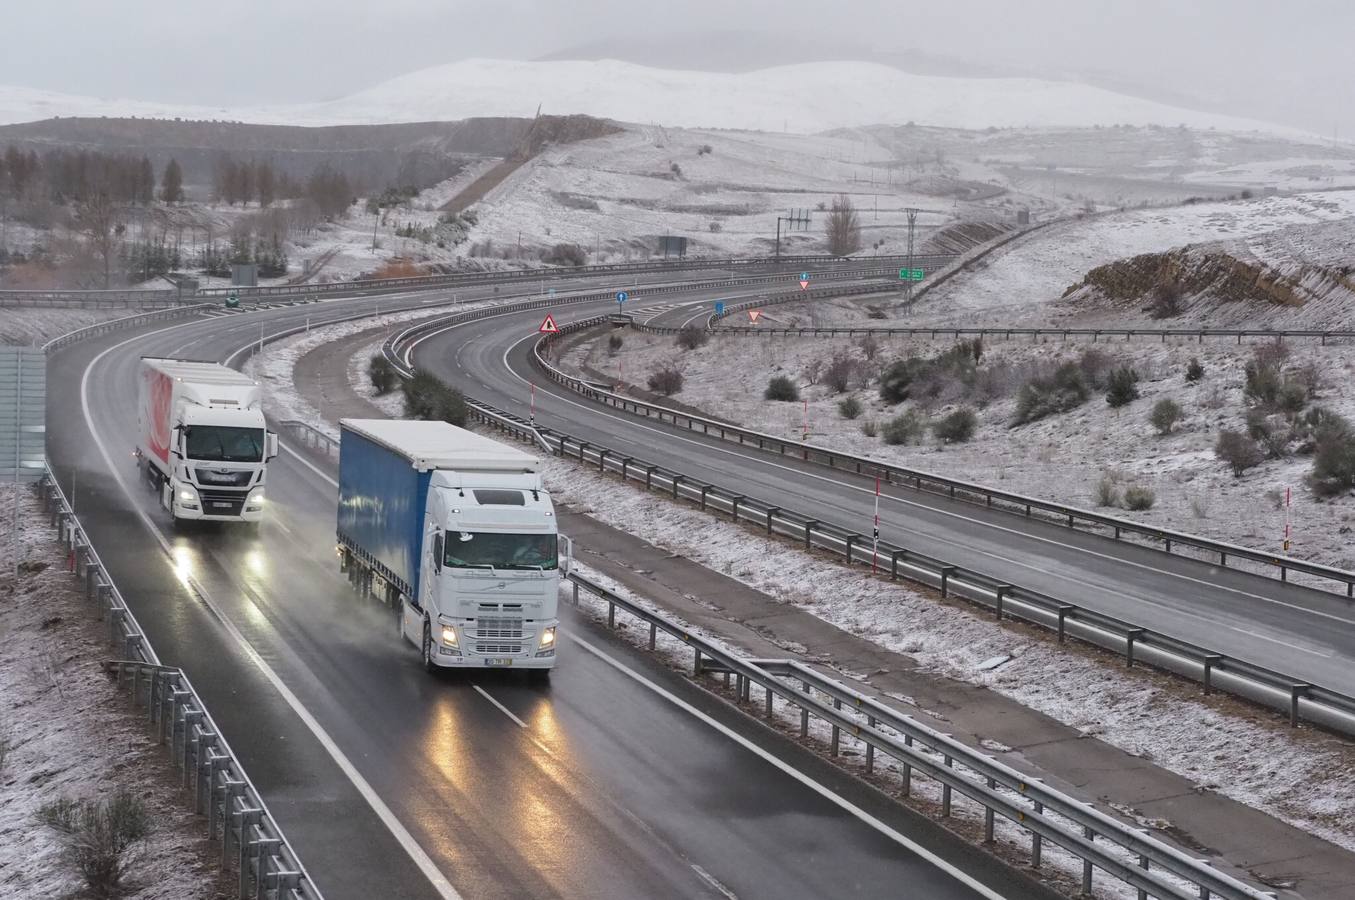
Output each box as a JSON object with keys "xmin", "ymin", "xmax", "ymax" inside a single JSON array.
[
  {"xmin": 474, "ymin": 618, "xmax": 524, "ymax": 640},
  {"xmin": 194, "ymin": 469, "xmax": 253, "ymax": 487},
  {"xmin": 472, "ymin": 617, "xmax": 524, "ymax": 656},
  {"xmin": 475, "ymin": 642, "xmax": 524, "ymax": 655},
  {"xmin": 198, "ymin": 488, "xmax": 246, "ymax": 515}
]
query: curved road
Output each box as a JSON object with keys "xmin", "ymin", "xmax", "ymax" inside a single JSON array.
[
  {"xmin": 411, "ymin": 295, "xmax": 1355, "ymax": 698},
  {"xmin": 47, "ymin": 281, "xmax": 1050, "ymax": 900}
]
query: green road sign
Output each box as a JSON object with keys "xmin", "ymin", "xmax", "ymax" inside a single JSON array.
[{"xmin": 898, "ymin": 268, "xmax": 925, "ymax": 282}]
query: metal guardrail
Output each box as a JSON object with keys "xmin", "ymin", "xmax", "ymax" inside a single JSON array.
[
  {"xmin": 194, "ymin": 253, "xmax": 952, "ymax": 301},
  {"xmin": 539, "ymin": 315, "xmax": 1355, "ymax": 598},
  {"xmin": 278, "ymin": 419, "xmax": 339, "ymax": 461},
  {"xmin": 565, "ymin": 570, "xmax": 1275, "ymax": 900},
  {"xmin": 42, "ymin": 304, "xmax": 216, "ymax": 353},
  {"xmin": 36, "ymin": 470, "xmax": 323, "ymax": 900},
  {"xmin": 0, "ymin": 288, "xmax": 185, "ymax": 308},
  {"xmin": 708, "ymin": 323, "xmax": 1355, "ymax": 345}
]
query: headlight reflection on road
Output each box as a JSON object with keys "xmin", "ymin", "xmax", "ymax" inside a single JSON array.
[{"xmin": 171, "ymin": 544, "xmax": 194, "ymax": 587}]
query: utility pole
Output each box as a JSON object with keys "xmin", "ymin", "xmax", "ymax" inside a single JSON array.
[
  {"xmin": 774, "ymin": 208, "xmax": 811, "ymax": 260},
  {"xmin": 903, "ymin": 207, "xmax": 918, "ymax": 306}
]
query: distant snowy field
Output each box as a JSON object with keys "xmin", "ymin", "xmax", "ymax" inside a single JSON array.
[{"xmin": 0, "ymin": 59, "xmax": 1319, "ymax": 135}]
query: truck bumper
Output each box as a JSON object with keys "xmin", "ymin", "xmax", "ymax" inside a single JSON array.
[
  {"xmin": 173, "ymin": 500, "xmax": 264, "ymax": 523},
  {"xmin": 430, "ymin": 648, "xmax": 557, "ymax": 670}
]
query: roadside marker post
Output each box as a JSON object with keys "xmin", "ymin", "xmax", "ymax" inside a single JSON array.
[
  {"xmin": 872, "ymin": 476, "xmax": 881, "ymax": 574},
  {"xmin": 530, "ymin": 383, "xmax": 536, "ymax": 424}
]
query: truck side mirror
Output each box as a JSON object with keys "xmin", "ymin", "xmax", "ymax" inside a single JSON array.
[
  {"xmin": 265, "ymin": 432, "xmax": 279, "ymax": 461},
  {"xmin": 171, "ymin": 426, "xmax": 184, "ymax": 458},
  {"xmin": 432, "ymin": 532, "xmax": 443, "ymax": 573}
]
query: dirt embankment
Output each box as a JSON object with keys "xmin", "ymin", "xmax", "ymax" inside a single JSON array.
[{"xmin": 1063, "ymin": 244, "xmax": 1355, "ymax": 324}]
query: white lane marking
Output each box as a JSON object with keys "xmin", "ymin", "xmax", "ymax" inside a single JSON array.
[
  {"xmin": 1230, "ymin": 627, "xmax": 1334, "ymax": 658},
  {"xmin": 570, "ymin": 634, "xmax": 1010, "ymax": 900},
  {"xmin": 79, "ymin": 331, "xmax": 465, "ymax": 900},
  {"xmin": 690, "ymin": 864, "xmax": 739, "ymax": 899},
  {"xmin": 491, "ymin": 333, "xmax": 1355, "ymax": 632},
  {"xmin": 472, "ymin": 685, "xmax": 528, "ymax": 728},
  {"xmin": 281, "ymin": 441, "xmax": 340, "ymax": 488}
]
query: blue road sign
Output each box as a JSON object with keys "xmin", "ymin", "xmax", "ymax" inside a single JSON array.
[
  {"xmin": 616, "ymin": 291, "xmax": 629, "ymax": 303},
  {"xmin": 800, "ymin": 271, "xmax": 809, "ymax": 281},
  {"xmin": 548, "ymin": 288, "xmax": 556, "ymax": 297},
  {"xmin": 715, "ymin": 301, "xmax": 725, "ymax": 316}
]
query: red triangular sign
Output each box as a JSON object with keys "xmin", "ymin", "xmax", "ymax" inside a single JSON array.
[
  {"xmin": 539, "ymin": 314, "xmax": 559, "ymax": 334},
  {"xmin": 748, "ymin": 310, "xmax": 762, "ymax": 323},
  {"xmin": 799, "ymin": 280, "xmax": 809, "ymax": 290}
]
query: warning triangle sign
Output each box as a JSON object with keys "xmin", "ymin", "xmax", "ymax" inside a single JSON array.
[
  {"xmin": 748, "ymin": 309, "xmax": 762, "ymax": 324},
  {"xmin": 539, "ymin": 314, "xmax": 559, "ymax": 334}
]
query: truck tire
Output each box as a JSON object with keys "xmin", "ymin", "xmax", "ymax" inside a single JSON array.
[{"xmin": 422, "ymin": 619, "xmax": 436, "ymax": 673}]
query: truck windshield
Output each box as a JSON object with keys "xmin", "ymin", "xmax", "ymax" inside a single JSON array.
[
  {"xmin": 445, "ymin": 532, "xmax": 558, "ymax": 571},
  {"xmin": 184, "ymin": 425, "xmax": 264, "ymax": 462}
]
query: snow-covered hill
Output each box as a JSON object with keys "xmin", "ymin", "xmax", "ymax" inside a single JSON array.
[{"xmin": 0, "ymin": 59, "xmax": 1316, "ymax": 136}]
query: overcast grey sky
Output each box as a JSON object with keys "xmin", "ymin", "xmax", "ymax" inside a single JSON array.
[{"xmin": 4, "ymin": 0, "xmax": 1351, "ymax": 136}]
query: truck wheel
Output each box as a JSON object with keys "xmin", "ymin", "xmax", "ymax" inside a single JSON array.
[{"xmin": 421, "ymin": 619, "xmax": 437, "ymax": 673}]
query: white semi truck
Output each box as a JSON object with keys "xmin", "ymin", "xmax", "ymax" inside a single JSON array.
[
  {"xmin": 136, "ymin": 357, "xmax": 276, "ymax": 528},
  {"xmin": 336, "ymin": 418, "xmax": 562, "ymax": 677}
]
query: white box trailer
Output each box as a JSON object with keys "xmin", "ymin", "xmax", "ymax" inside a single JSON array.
[
  {"xmin": 136, "ymin": 357, "xmax": 277, "ymax": 528},
  {"xmin": 337, "ymin": 418, "xmax": 562, "ymax": 676}
]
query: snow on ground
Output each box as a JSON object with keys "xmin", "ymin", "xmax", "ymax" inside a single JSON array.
[
  {"xmin": 239, "ymin": 310, "xmax": 1355, "ymax": 858},
  {"xmin": 0, "ymin": 308, "xmax": 141, "ymax": 346},
  {"xmin": 888, "ymin": 190, "xmax": 1355, "ymax": 326},
  {"xmin": 0, "ymin": 59, "xmax": 1313, "ymax": 135},
  {"xmin": 347, "ymin": 335, "xmax": 408, "ymax": 418},
  {"xmin": 0, "ymin": 486, "xmax": 227, "ymax": 899},
  {"xmin": 465, "ymin": 126, "xmax": 1001, "ymax": 261},
  {"xmin": 573, "ymin": 331, "xmax": 1355, "ymax": 573},
  {"xmin": 535, "ymin": 455, "xmax": 1355, "ymax": 854}
]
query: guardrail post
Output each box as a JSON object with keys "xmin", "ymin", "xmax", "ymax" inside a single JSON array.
[
  {"xmin": 800, "ymin": 681, "xmax": 810, "ymax": 737},
  {"xmin": 645, "ymin": 465, "xmax": 658, "ymax": 489},
  {"xmin": 671, "ymin": 474, "xmax": 683, "ymax": 500},
  {"xmin": 994, "ymin": 585, "xmax": 1012, "ymax": 620},
  {"xmin": 649, "ymin": 622, "xmax": 657, "ymax": 650},
  {"xmin": 1082, "ymin": 827, "xmax": 1094, "ymax": 895},
  {"xmin": 845, "ymin": 534, "xmax": 859, "ymax": 563},
  {"xmin": 765, "ymin": 507, "xmax": 779, "ymax": 535},
  {"xmin": 984, "ymin": 778, "xmax": 996, "ymax": 842},
  {"xmin": 939, "ymin": 566, "xmax": 957, "ymax": 598},
  {"xmin": 1125, "ymin": 629, "xmax": 1146, "ymax": 668},
  {"xmin": 1290, "ymin": 684, "xmax": 1311, "ymax": 726},
  {"xmin": 942, "ymin": 756, "xmax": 953, "ymax": 815},
  {"xmin": 765, "ymin": 686, "xmax": 773, "ymax": 718},
  {"xmin": 620, "ymin": 458, "xmax": 632, "ymax": 481},
  {"xmin": 578, "ymin": 441, "xmax": 589, "ymax": 463},
  {"xmin": 890, "ymin": 549, "xmax": 905, "ymax": 581},
  {"xmin": 607, "ymin": 600, "xmax": 615, "ymax": 629},
  {"xmin": 108, "ymin": 607, "xmax": 124, "ymax": 643},
  {"xmin": 572, "ymin": 581, "xmax": 579, "ymax": 608},
  {"xmin": 730, "ymin": 496, "xmax": 746, "ymax": 522},
  {"xmin": 804, "ymin": 521, "xmax": 818, "ymax": 550},
  {"xmin": 1202, "ymin": 655, "xmax": 1222, "ymax": 695},
  {"xmin": 1031, "ymin": 802, "xmax": 1043, "ymax": 868},
  {"xmin": 830, "ymin": 698, "xmax": 842, "ymax": 755},
  {"xmin": 1057, "ymin": 605, "xmax": 1074, "ymax": 643},
  {"xmin": 1136, "ymin": 854, "xmax": 1150, "ymax": 900},
  {"xmin": 694, "ymin": 648, "xmax": 702, "ymax": 675},
  {"xmin": 699, "ymin": 485, "xmax": 711, "ymax": 510}
]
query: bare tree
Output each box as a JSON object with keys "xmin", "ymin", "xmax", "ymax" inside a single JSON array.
[
  {"xmin": 77, "ymin": 191, "xmax": 122, "ymax": 288},
  {"xmin": 825, "ymin": 194, "xmax": 862, "ymax": 257}
]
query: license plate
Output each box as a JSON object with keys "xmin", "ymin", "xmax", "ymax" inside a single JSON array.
[
  {"xmin": 484, "ymin": 658, "xmax": 514, "ymax": 667},
  {"xmin": 212, "ymin": 502, "xmax": 233, "ymax": 509}
]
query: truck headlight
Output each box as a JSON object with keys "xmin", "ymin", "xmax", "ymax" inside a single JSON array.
[
  {"xmin": 246, "ymin": 489, "xmax": 265, "ymax": 510},
  {"xmin": 539, "ymin": 626, "xmax": 556, "ymax": 648},
  {"xmin": 441, "ymin": 625, "xmax": 459, "ymax": 647},
  {"xmin": 178, "ymin": 488, "xmax": 198, "ymax": 505}
]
